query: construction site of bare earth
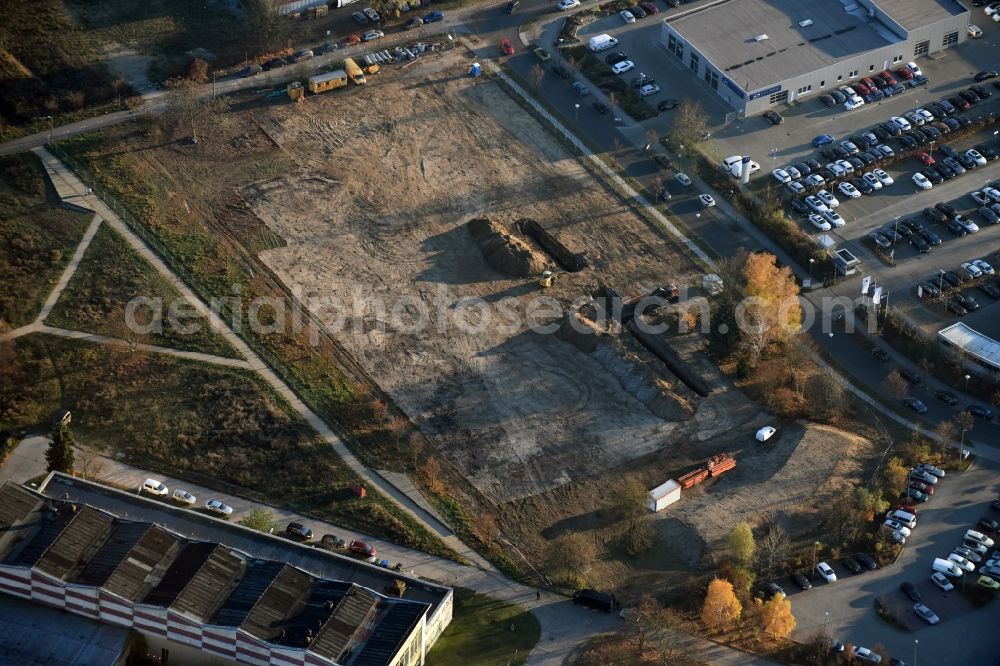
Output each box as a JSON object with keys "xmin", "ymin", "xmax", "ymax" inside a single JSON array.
[{"xmin": 97, "ymin": 47, "xmax": 872, "ymax": 593}]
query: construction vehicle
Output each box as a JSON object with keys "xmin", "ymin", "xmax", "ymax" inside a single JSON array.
[{"xmin": 538, "ymin": 270, "xmax": 558, "ymax": 288}]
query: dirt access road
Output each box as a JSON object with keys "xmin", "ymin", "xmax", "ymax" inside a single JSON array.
[{"xmin": 241, "ymin": 50, "xmax": 763, "ymax": 505}]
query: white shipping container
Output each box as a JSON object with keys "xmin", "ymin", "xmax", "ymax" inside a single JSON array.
[{"xmin": 646, "ymin": 479, "xmax": 681, "ymax": 513}]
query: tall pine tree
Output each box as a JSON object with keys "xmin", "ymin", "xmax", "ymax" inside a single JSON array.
[{"xmin": 46, "ymin": 423, "xmax": 75, "ymax": 474}]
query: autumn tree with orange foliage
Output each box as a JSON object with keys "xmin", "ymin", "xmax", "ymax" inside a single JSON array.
[
  {"xmin": 758, "ymin": 595, "xmax": 796, "ymax": 637},
  {"xmin": 739, "ymin": 252, "xmax": 801, "ymax": 367},
  {"xmin": 702, "ymin": 578, "xmax": 742, "ymax": 632}
]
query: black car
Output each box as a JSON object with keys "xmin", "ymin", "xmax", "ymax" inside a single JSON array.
[
  {"xmin": 855, "ymin": 553, "xmax": 877, "ymax": 570},
  {"xmin": 944, "ymin": 117, "xmax": 961, "ymax": 131},
  {"xmin": 882, "ymin": 227, "xmax": 903, "ymax": 243},
  {"xmin": 923, "ymin": 207, "xmax": 947, "ymax": 223},
  {"xmin": 870, "ymin": 75, "xmax": 886, "ymax": 89},
  {"xmin": 870, "ymin": 231, "xmax": 892, "ymax": 250},
  {"xmin": 764, "ymin": 110, "xmax": 784, "ymax": 125},
  {"xmin": 790, "ymin": 199, "xmax": 810, "ymax": 215},
  {"xmin": 842, "ymin": 557, "xmax": 863, "ymax": 574},
  {"xmin": 872, "ymin": 347, "xmax": 890, "ymax": 362},
  {"xmin": 957, "ymin": 294, "xmax": 980, "ymax": 311},
  {"xmin": 918, "ymin": 228, "xmax": 942, "ymax": 245},
  {"xmin": 872, "ymin": 126, "xmax": 892, "ymax": 142},
  {"xmin": 976, "ymin": 143, "xmax": 1000, "ymax": 161},
  {"xmin": 960, "ymin": 90, "xmax": 979, "ymax": 106},
  {"xmin": 314, "ymin": 42, "xmax": 336, "ymax": 55},
  {"xmin": 935, "ymin": 202, "xmax": 958, "ymax": 219},
  {"xmin": 964, "ymin": 87, "xmax": 985, "ymax": 102},
  {"xmin": 820, "ymin": 148, "xmax": 838, "ymax": 160},
  {"xmin": 856, "ymin": 152, "xmax": 876, "ymax": 166},
  {"xmin": 974, "ymin": 71, "xmax": 998, "ymax": 82},
  {"xmin": 805, "ymin": 158, "xmax": 822, "ymax": 171},
  {"xmin": 978, "ymin": 517, "xmax": 999, "ymax": 532},
  {"xmin": 947, "ymin": 299, "xmax": 968, "ymax": 316},
  {"xmin": 939, "ymin": 99, "xmax": 958, "ymax": 114},
  {"xmin": 764, "ymin": 582, "xmax": 785, "ymax": 599},
  {"xmin": 918, "ymin": 281, "xmax": 940, "ymax": 297},
  {"xmin": 846, "ymin": 156, "xmax": 864, "ymax": 171},
  {"xmin": 900, "ymin": 581, "xmax": 921, "ymax": 602},
  {"xmin": 286, "ymin": 521, "xmax": 313, "ymax": 541},
  {"xmin": 935, "ymin": 163, "xmax": 956, "ymax": 180},
  {"xmin": 923, "ymin": 126, "xmax": 942, "ymax": 140},
  {"xmin": 893, "ymin": 222, "xmax": 913, "ymax": 238},
  {"xmin": 605, "ymin": 51, "xmax": 629, "ymax": 65},
  {"xmin": 928, "ymin": 104, "xmax": 946, "ymax": 119},
  {"xmin": 899, "ymin": 367, "xmax": 922, "ymax": 385},
  {"xmin": 263, "ymin": 57, "xmax": 287, "ymax": 70},
  {"xmin": 942, "ymin": 270, "xmax": 964, "ymax": 287},
  {"xmin": 795, "ymin": 162, "xmax": 811, "ymax": 176},
  {"xmin": 978, "ymin": 283, "xmax": 1000, "ymax": 299},
  {"xmin": 864, "ymin": 150, "xmax": 884, "ymax": 165},
  {"xmin": 966, "ymin": 404, "xmax": 994, "ymax": 419},
  {"xmin": 971, "ymin": 84, "xmax": 992, "ymax": 98},
  {"xmin": 957, "ymin": 153, "xmax": 977, "ymax": 170},
  {"xmin": 980, "ymin": 207, "xmax": 1000, "ymax": 225},
  {"xmin": 653, "ymin": 154, "xmax": 671, "ymax": 169},
  {"xmin": 791, "ymin": 572, "xmax": 812, "ymax": 590},
  {"xmin": 551, "ymin": 65, "xmax": 572, "ymax": 79},
  {"xmin": 593, "ymin": 101, "xmax": 609, "ymax": 115},
  {"xmin": 898, "ymin": 135, "xmax": 918, "ymax": 150},
  {"xmin": 830, "ymin": 89, "xmax": 847, "ymax": 103},
  {"xmin": 630, "ymin": 4, "xmax": 646, "ymax": 18},
  {"xmin": 853, "ymin": 177, "xmax": 874, "ymax": 194},
  {"xmin": 938, "ymin": 144, "xmax": 959, "ymax": 159},
  {"xmin": 657, "ymin": 98, "xmax": 678, "ymax": 111},
  {"xmin": 955, "ymin": 114, "xmax": 972, "ymax": 128},
  {"xmin": 935, "ymin": 390, "xmax": 959, "ymax": 405},
  {"xmin": 910, "ymin": 235, "xmax": 930, "ymax": 253},
  {"xmin": 944, "ymin": 157, "xmax": 966, "ymax": 175},
  {"xmin": 880, "ymin": 122, "xmax": 902, "ymax": 137},
  {"xmin": 832, "ymin": 145, "xmax": 850, "ymax": 159},
  {"xmin": 992, "ymin": 498, "xmax": 1000, "ymax": 511},
  {"xmin": 851, "ymin": 134, "xmax": 872, "ymax": 149}
]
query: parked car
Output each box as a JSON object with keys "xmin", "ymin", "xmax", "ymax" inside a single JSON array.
[
  {"xmin": 913, "ymin": 603, "xmax": 939, "ymax": 625},
  {"xmin": 286, "ymin": 521, "xmax": 314, "ymax": 540},
  {"xmin": 900, "ymin": 581, "xmax": 921, "ymax": 601},
  {"xmin": 320, "ymin": 533, "xmax": 346, "ymax": 550},
  {"xmin": 930, "ymin": 571, "xmax": 955, "ymax": 592},
  {"xmin": 842, "ymin": 557, "xmax": 862, "ymax": 574},
  {"xmin": 204, "ymin": 499, "xmax": 233, "ymax": 516},
  {"xmin": 791, "ymin": 572, "xmax": 812, "ymax": 590},
  {"xmin": 816, "ymin": 562, "xmax": 837, "ymax": 583},
  {"xmin": 764, "ymin": 111, "xmax": 783, "ymax": 125},
  {"xmin": 142, "ymin": 478, "xmax": 169, "ymax": 496},
  {"xmin": 172, "ymin": 489, "xmax": 196, "ymax": 505},
  {"xmin": 904, "ymin": 397, "xmax": 928, "ymax": 414},
  {"xmin": 764, "ymin": 582, "xmax": 786, "ymax": 599},
  {"xmin": 853, "ymin": 646, "xmax": 882, "ymax": 664},
  {"xmin": 349, "ymin": 539, "xmax": 377, "ymax": 557}
]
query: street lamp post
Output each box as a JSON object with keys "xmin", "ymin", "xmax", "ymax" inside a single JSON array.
[
  {"xmin": 574, "ymin": 103, "xmax": 580, "ymax": 126},
  {"xmin": 812, "ymin": 541, "xmax": 819, "ymax": 574},
  {"xmin": 914, "ymin": 639, "xmax": 919, "ymax": 666},
  {"xmin": 823, "ymin": 611, "xmax": 829, "ymax": 638},
  {"xmin": 809, "ymin": 258, "xmax": 815, "ymax": 278},
  {"xmin": 894, "ymin": 215, "xmax": 900, "ymax": 237},
  {"xmin": 46, "ymin": 115, "xmax": 53, "ymax": 143},
  {"xmin": 964, "ymin": 373, "xmax": 971, "ymax": 393},
  {"xmin": 938, "ymin": 269, "xmax": 945, "ymax": 296}
]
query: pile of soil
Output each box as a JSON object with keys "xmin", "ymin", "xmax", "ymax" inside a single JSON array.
[{"xmin": 467, "ymin": 217, "xmax": 547, "ymax": 278}]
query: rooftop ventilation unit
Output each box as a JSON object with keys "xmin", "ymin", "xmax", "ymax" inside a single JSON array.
[
  {"xmin": 752, "ymin": 34, "xmax": 768, "ymax": 41},
  {"xmin": 798, "ymin": 19, "xmax": 813, "ymax": 27}
]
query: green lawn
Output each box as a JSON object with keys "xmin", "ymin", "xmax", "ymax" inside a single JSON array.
[
  {"xmin": 427, "ymin": 588, "xmax": 540, "ymax": 666},
  {"xmin": 0, "ymin": 154, "xmax": 90, "ymax": 329},
  {"xmin": 47, "ymin": 223, "xmax": 239, "ymax": 357}
]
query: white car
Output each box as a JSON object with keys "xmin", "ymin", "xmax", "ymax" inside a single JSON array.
[
  {"xmin": 558, "ymin": 0, "xmax": 580, "ymax": 9},
  {"xmin": 891, "ymin": 116, "xmax": 911, "ymax": 131},
  {"xmin": 786, "ymin": 165, "xmax": 801, "ymax": 180},
  {"xmin": 973, "ymin": 259, "xmax": 995, "ymax": 275},
  {"xmin": 930, "ymin": 571, "xmax": 954, "ymax": 592},
  {"xmin": 612, "ymin": 60, "xmax": 634, "ymax": 74},
  {"xmin": 699, "ymin": 193, "xmax": 716, "ymax": 208},
  {"xmin": 987, "ymin": 2, "xmax": 1000, "ymax": 15},
  {"xmin": 967, "ymin": 530, "xmax": 995, "ymax": 548},
  {"xmin": 772, "ymin": 168, "xmax": 792, "ymax": 184},
  {"xmin": 912, "ymin": 172, "xmax": 932, "ymax": 190},
  {"xmin": 883, "ymin": 520, "xmax": 911, "ymax": 537},
  {"xmin": 907, "ymin": 61, "xmax": 923, "ymax": 76},
  {"xmin": 808, "ymin": 214, "xmax": 832, "ymax": 231},
  {"xmin": 983, "ymin": 187, "xmax": 1000, "ymax": 203},
  {"xmin": 173, "ymin": 489, "xmax": 197, "ymax": 505},
  {"xmin": 787, "ymin": 181, "xmax": 806, "ymax": 195},
  {"xmin": 873, "ymin": 169, "xmax": 894, "ymax": 186},
  {"xmin": 835, "ymin": 159, "xmax": 855, "ymax": 174},
  {"xmin": 817, "ymin": 189, "xmax": 839, "ymax": 208},
  {"xmin": 844, "ymin": 96, "xmax": 865, "ymax": 111},
  {"xmin": 822, "ymin": 210, "xmax": 845, "ymax": 228},
  {"xmin": 916, "ymin": 108, "xmax": 934, "ymax": 124},
  {"xmin": 805, "ymin": 195, "xmax": 829, "ymax": 213},
  {"xmin": 853, "ymin": 646, "xmax": 881, "ymax": 663},
  {"xmin": 620, "ymin": 9, "xmax": 635, "ymax": 22},
  {"xmin": 755, "ymin": 426, "xmax": 776, "ymax": 442},
  {"xmin": 961, "ymin": 261, "xmax": 984, "ymax": 278},
  {"xmin": 142, "ymin": 478, "xmax": 168, "ymax": 496},
  {"xmin": 827, "ymin": 162, "xmax": 847, "ymax": 178},
  {"xmin": 913, "ymin": 603, "xmax": 939, "ymax": 625},
  {"xmin": 966, "ymin": 149, "xmax": 987, "ymax": 166},
  {"xmin": 816, "ymin": 562, "xmax": 837, "ymax": 583},
  {"xmin": 916, "ymin": 463, "xmax": 944, "ymax": 477},
  {"xmin": 838, "ymin": 182, "xmax": 861, "ymax": 199},
  {"xmin": 204, "ymin": 499, "xmax": 234, "ymax": 516},
  {"xmin": 805, "ymin": 174, "xmax": 825, "ymax": 188},
  {"xmin": 862, "ymin": 172, "xmax": 882, "ymax": 190},
  {"xmin": 955, "ymin": 216, "xmax": 979, "ymax": 233},
  {"xmin": 949, "ymin": 553, "xmax": 976, "ymax": 572},
  {"xmin": 639, "ymin": 83, "xmax": 661, "ymax": 97},
  {"xmin": 675, "ymin": 173, "xmax": 692, "ymax": 186}
]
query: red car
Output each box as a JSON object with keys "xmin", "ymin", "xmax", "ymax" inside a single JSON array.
[
  {"xmin": 349, "ymin": 539, "xmax": 376, "ymax": 557},
  {"xmin": 852, "ymin": 82, "xmax": 870, "ymax": 96},
  {"xmin": 893, "ymin": 504, "xmax": 918, "ymax": 515},
  {"xmin": 917, "ymin": 151, "xmax": 935, "ymax": 166},
  {"xmin": 640, "ymin": 1, "xmax": 659, "ymax": 13},
  {"xmin": 879, "ymin": 70, "xmax": 898, "ymax": 85},
  {"xmin": 499, "ymin": 38, "xmax": 514, "ymax": 55},
  {"xmin": 949, "ymin": 95, "xmax": 971, "ymax": 110},
  {"xmin": 862, "ymin": 77, "xmax": 878, "ymax": 90},
  {"xmin": 340, "ymin": 33, "xmax": 361, "ymax": 47},
  {"xmin": 895, "ymin": 67, "xmax": 914, "ymax": 81}
]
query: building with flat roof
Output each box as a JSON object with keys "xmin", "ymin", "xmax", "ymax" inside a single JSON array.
[
  {"xmin": 938, "ymin": 322, "xmax": 1000, "ymax": 372},
  {"xmin": 0, "ymin": 476, "xmax": 453, "ymax": 666},
  {"xmin": 659, "ymin": 0, "xmax": 970, "ymax": 116}
]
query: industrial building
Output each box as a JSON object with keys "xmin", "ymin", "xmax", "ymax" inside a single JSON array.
[
  {"xmin": 0, "ymin": 475, "xmax": 452, "ymax": 666},
  {"xmin": 659, "ymin": 0, "xmax": 971, "ymax": 116}
]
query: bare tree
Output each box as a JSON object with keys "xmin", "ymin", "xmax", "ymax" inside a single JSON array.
[
  {"xmin": 882, "ymin": 370, "xmax": 909, "ymax": 401},
  {"xmin": 757, "ymin": 521, "xmax": 789, "ymax": 573},
  {"xmin": 530, "ymin": 63, "xmax": 545, "ymax": 91},
  {"xmin": 671, "ymin": 98, "xmax": 709, "ymax": 148},
  {"xmin": 165, "ymin": 79, "xmax": 231, "ymax": 143}
]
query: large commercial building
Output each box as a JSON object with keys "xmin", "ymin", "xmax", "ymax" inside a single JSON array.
[
  {"xmin": 659, "ymin": 0, "xmax": 971, "ymax": 116},
  {"xmin": 0, "ymin": 476, "xmax": 453, "ymax": 666}
]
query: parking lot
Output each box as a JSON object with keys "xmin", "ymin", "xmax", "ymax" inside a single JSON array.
[{"xmin": 787, "ymin": 458, "xmax": 1000, "ymax": 663}]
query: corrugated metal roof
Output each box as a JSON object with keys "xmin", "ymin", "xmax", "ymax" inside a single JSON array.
[
  {"xmin": 74, "ymin": 521, "xmax": 149, "ymax": 587},
  {"xmin": 211, "ymin": 558, "xmax": 285, "ymax": 628},
  {"xmin": 351, "ymin": 600, "xmax": 429, "ymax": 666},
  {"xmin": 34, "ymin": 506, "xmax": 113, "ymax": 581},
  {"xmin": 101, "ymin": 524, "xmax": 181, "ymax": 602},
  {"xmin": 6, "ymin": 505, "xmax": 78, "ymax": 569},
  {"xmin": 311, "ymin": 584, "xmax": 380, "ymax": 662},
  {"xmin": 240, "ymin": 565, "xmax": 312, "ymax": 641},
  {"xmin": 143, "ymin": 540, "xmax": 216, "ymax": 607},
  {"xmin": 0, "ymin": 483, "xmax": 47, "ymax": 563},
  {"xmin": 0, "ymin": 595, "xmax": 128, "ymax": 665},
  {"xmin": 171, "ymin": 544, "xmax": 245, "ymax": 622}
]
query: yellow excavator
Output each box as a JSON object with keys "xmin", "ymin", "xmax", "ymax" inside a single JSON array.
[{"xmin": 538, "ymin": 270, "xmax": 559, "ymax": 288}]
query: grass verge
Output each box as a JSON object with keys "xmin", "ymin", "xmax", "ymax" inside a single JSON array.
[
  {"xmin": 0, "ymin": 154, "xmax": 91, "ymax": 328},
  {"xmin": 426, "ymin": 588, "xmax": 540, "ymax": 666},
  {"xmin": 0, "ymin": 333, "xmax": 456, "ymax": 558},
  {"xmin": 47, "ymin": 223, "xmax": 238, "ymax": 357}
]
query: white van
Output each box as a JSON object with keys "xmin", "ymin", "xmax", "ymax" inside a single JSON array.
[
  {"xmin": 588, "ymin": 34, "xmax": 618, "ymax": 52},
  {"xmin": 142, "ymin": 478, "xmax": 168, "ymax": 496},
  {"xmin": 887, "ymin": 510, "xmax": 916, "ymax": 529},
  {"xmin": 932, "ymin": 557, "xmax": 963, "ymax": 578}
]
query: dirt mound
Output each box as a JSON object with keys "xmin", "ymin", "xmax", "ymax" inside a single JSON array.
[{"xmin": 467, "ymin": 217, "xmax": 547, "ymax": 277}]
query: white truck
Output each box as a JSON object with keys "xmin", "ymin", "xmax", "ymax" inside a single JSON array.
[
  {"xmin": 646, "ymin": 480, "xmax": 681, "ymax": 512},
  {"xmin": 588, "ymin": 34, "xmax": 618, "ymax": 52}
]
